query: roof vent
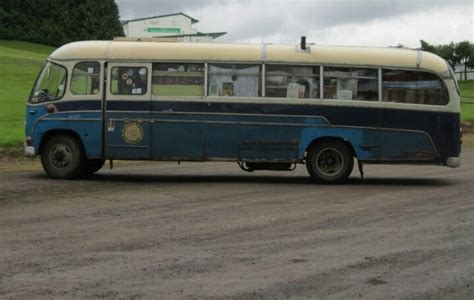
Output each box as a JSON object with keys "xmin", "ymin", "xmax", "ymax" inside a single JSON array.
[
  {"xmin": 296, "ymin": 36, "xmax": 312, "ymax": 53},
  {"xmin": 301, "ymin": 36, "xmax": 306, "ymax": 50}
]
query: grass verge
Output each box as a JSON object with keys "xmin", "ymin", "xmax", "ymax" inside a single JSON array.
[{"xmin": 0, "ymin": 40, "xmax": 54, "ymax": 146}]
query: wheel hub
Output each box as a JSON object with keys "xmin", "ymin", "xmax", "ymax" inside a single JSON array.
[
  {"xmin": 50, "ymin": 145, "xmax": 72, "ymax": 168},
  {"xmin": 316, "ymin": 148, "xmax": 344, "ymax": 176}
]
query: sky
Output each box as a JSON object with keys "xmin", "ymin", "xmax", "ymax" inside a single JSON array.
[{"xmin": 115, "ymin": 0, "xmax": 473, "ymax": 48}]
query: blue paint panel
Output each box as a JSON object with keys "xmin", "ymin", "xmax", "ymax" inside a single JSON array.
[
  {"xmin": 105, "ymin": 111, "xmax": 150, "ymax": 159},
  {"xmin": 27, "ymin": 99, "xmax": 460, "ymax": 165},
  {"xmin": 55, "ymin": 100, "xmax": 101, "ymax": 111},
  {"xmin": 151, "ymin": 121, "xmax": 205, "ymax": 160},
  {"xmin": 107, "ymin": 101, "xmax": 150, "ymax": 111},
  {"xmin": 381, "ymin": 131, "xmax": 437, "ymax": 160},
  {"xmin": 27, "ymin": 109, "xmax": 103, "ymax": 159}
]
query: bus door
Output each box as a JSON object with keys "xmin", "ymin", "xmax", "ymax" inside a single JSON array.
[{"xmin": 104, "ymin": 62, "xmax": 152, "ymax": 159}]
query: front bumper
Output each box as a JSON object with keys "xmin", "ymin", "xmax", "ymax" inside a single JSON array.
[
  {"xmin": 24, "ymin": 144, "xmax": 35, "ymax": 157},
  {"xmin": 446, "ymin": 157, "xmax": 461, "ymax": 168}
]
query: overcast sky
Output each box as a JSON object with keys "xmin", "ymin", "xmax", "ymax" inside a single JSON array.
[{"xmin": 115, "ymin": 0, "xmax": 473, "ymax": 47}]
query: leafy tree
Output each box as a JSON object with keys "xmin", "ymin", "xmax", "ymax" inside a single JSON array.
[
  {"xmin": 436, "ymin": 43, "xmax": 457, "ymax": 69},
  {"xmin": 455, "ymin": 41, "xmax": 474, "ymax": 80},
  {"xmin": 0, "ymin": 0, "xmax": 124, "ymax": 47},
  {"xmin": 420, "ymin": 40, "xmax": 436, "ymax": 53}
]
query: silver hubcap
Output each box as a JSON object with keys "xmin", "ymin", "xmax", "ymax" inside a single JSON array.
[
  {"xmin": 315, "ymin": 147, "xmax": 344, "ymax": 176},
  {"xmin": 49, "ymin": 144, "xmax": 73, "ymax": 168}
]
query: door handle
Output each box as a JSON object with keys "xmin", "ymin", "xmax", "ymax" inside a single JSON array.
[
  {"xmin": 108, "ymin": 119, "xmax": 115, "ymax": 132},
  {"xmin": 28, "ymin": 109, "xmax": 37, "ymax": 115}
]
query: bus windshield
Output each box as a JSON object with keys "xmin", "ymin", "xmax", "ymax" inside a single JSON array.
[{"xmin": 30, "ymin": 61, "xmax": 67, "ymax": 103}]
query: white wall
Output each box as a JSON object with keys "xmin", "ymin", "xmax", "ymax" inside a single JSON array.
[{"xmin": 124, "ymin": 15, "xmax": 197, "ymax": 38}]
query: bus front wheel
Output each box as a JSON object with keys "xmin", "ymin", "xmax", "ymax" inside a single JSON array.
[
  {"xmin": 306, "ymin": 140, "xmax": 354, "ymax": 184},
  {"xmin": 41, "ymin": 135, "xmax": 86, "ymax": 179}
]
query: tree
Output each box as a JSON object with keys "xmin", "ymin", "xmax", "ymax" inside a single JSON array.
[
  {"xmin": 436, "ymin": 43, "xmax": 457, "ymax": 69},
  {"xmin": 0, "ymin": 0, "xmax": 124, "ymax": 47},
  {"xmin": 420, "ymin": 40, "xmax": 437, "ymax": 53},
  {"xmin": 419, "ymin": 40, "xmax": 463, "ymax": 70},
  {"xmin": 455, "ymin": 41, "xmax": 474, "ymax": 80}
]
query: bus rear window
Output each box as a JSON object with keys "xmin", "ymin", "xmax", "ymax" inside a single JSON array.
[
  {"xmin": 30, "ymin": 62, "xmax": 67, "ymax": 103},
  {"xmin": 382, "ymin": 70, "xmax": 449, "ymax": 105}
]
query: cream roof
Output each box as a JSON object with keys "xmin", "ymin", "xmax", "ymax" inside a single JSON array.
[{"xmin": 50, "ymin": 41, "xmax": 449, "ymax": 75}]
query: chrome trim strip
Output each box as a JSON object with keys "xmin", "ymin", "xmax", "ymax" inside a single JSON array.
[
  {"xmin": 378, "ymin": 68, "xmax": 382, "ymax": 102},
  {"xmin": 416, "ymin": 51, "xmax": 422, "ymax": 69},
  {"xmin": 261, "ymin": 43, "xmax": 268, "ymax": 61},
  {"xmin": 204, "ymin": 62, "xmax": 208, "ymax": 97},
  {"xmin": 320, "ymin": 66, "xmax": 324, "ymax": 99},
  {"xmin": 40, "ymin": 118, "xmax": 102, "ymax": 121},
  {"xmin": 152, "ymin": 119, "xmax": 326, "ymax": 127},
  {"xmin": 106, "ymin": 144, "xmax": 149, "ymax": 148}
]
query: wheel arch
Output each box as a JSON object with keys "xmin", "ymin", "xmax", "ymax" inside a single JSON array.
[
  {"xmin": 39, "ymin": 129, "xmax": 87, "ymax": 158},
  {"xmin": 304, "ymin": 136, "xmax": 357, "ymax": 159}
]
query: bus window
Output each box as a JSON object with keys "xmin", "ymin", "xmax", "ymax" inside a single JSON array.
[
  {"xmin": 208, "ymin": 64, "xmax": 261, "ymax": 97},
  {"xmin": 323, "ymin": 67, "xmax": 378, "ymax": 101},
  {"xmin": 111, "ymin": 67, "xmax": 148, "ymax": 95},
  {"xmin": 71, "ymin": 61, "xmax": 100, "ymax": 95},
  {"xmin": 152, "ymin": 63, "xmax": 204, "ymax": 96},
  {"xmin": 382, "ymin": 70, "xmax": 449, "ymax": 105},
  {"xmin": 265, "ymin": 65, "xmax": 320, "ymax": 99},
  {"xmin": 30, "ymin": 62, "xmax": 67, "ymax": 103}
]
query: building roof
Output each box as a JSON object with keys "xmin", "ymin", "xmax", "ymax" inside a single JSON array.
[
  {"xmin": 153, "ymin": 32, "xmax": 227, "ymax": 39},
  {"xmin": 121, "ymin": 12, "xmax": 199, "ymax": 25},
  {"xmin": 49, "ymin": 41, "xmax": 450, "ymax": 76}
]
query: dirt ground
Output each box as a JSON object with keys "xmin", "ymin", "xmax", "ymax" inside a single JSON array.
[{"xmin": 0, "ymin": 147, "xmax": 473, "ymax": 298}]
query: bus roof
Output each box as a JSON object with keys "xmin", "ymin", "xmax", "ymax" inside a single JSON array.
[{"xmin": 50, "ymin": 41, "xmax": 449, "ymax": 75}]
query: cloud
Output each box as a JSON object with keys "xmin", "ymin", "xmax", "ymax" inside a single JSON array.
[{"xmin": 115, "ymin": 0, "xmax": 473, "ymax": 47}]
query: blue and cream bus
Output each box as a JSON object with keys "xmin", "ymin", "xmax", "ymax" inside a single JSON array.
[{"xmin": 24, "ymin": 40, "xmax": 462, "ymax": 183}]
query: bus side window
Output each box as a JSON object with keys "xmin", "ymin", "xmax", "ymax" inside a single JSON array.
[
  {"xmin": 111, "ymin": 67, "xmax": 148, "ymax": 95},
  {"xmin": 382, "ymin": 70, "xmax": 449, "ymax": 105},
  {"xmin": 265, "ymin": 65, "xmax": 320, "ymax": 99},
  {"xmin": 208, "ymin": 64, "xmax": 261, "ymax": 97},
  {"xmin": 152, "ymin": 63, "xmax": 204, "ymax": 96},
  {"xmin": 323, "ymin": 67, "xmax": 378, "ymax": 101},
  {"xmin": 71, "ymin": 61, "xmax": 101, "ymax": 95}
]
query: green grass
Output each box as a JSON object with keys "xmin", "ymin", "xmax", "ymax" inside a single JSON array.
[
  {"xmin": 0, "ymin": 40, "xmax": 54, "ymax": 146},
  {"xmin": 460, "ymin": 80, "xmax": 474, "ymax": 122}
]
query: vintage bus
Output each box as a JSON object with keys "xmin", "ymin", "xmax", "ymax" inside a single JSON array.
[{"xmin": 24, "ymin": 40, "xmax": 462, "ymax": 183}]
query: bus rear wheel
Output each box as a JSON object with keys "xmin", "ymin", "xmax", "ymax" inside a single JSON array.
[
  {"xmin": 306, "ymin": 140, "xmax": 354, "ymax": 184},
  {"xmin": 41, "ymin": 135, "xmax": 86, "ymax": 179}
]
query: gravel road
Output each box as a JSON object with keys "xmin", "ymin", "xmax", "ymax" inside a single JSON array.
[{"xmin": 0, "ymin": 149, "xmax": 473, "ymax": 299}]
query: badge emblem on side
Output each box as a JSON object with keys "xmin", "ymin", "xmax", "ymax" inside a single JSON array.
[{"xmin": 122, "ymin": 121, "xmax": 144, "ymax": 144}]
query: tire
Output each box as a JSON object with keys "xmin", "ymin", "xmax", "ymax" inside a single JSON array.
[
  {"xmin": 306, "ymin": 140, "xmax": 354, "ymax": 184},
  {"xmin": 41, "ymin": 135, "xmax": 86, "ymax": 179},
  {"xmin": 85, "ymin": 159, "xmax": 105, "ymax": 175}
]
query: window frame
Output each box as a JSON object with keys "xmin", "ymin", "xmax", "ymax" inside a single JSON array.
[
  {"xmin": 106, "ymin": 62, "xmax": 152, "ymax": 101},
  {"xmin": 264, "ymin": 63, "xmax": 321, "ymax": 100},
  {"xmin": 380, "ymin": 68, "xmax": 450, "ymax": 106},
  {"xmin": 69, "ymin": 61, "xmax": 102, "ymax": 97},
  {"xmin": 207, "ymin": 63, "xmax": 262, "ymax": 98},
  {"xmin": 110, "ymin": 65, "xmax": 149, "ymax": 96},
  {"xmin": 29, "ymin": 61, "xmax": 68, "ymax": 103},
  {"xmin": 322, "ymin": 66, "xmax": 380, "ymax": 102},
  {"xmin": 151, "ymin": 62, "xmax": 206, "ymax": 97},
  {"xmin": 100, "ymin": 60, "xmax": 451, "ymax": 107}
]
